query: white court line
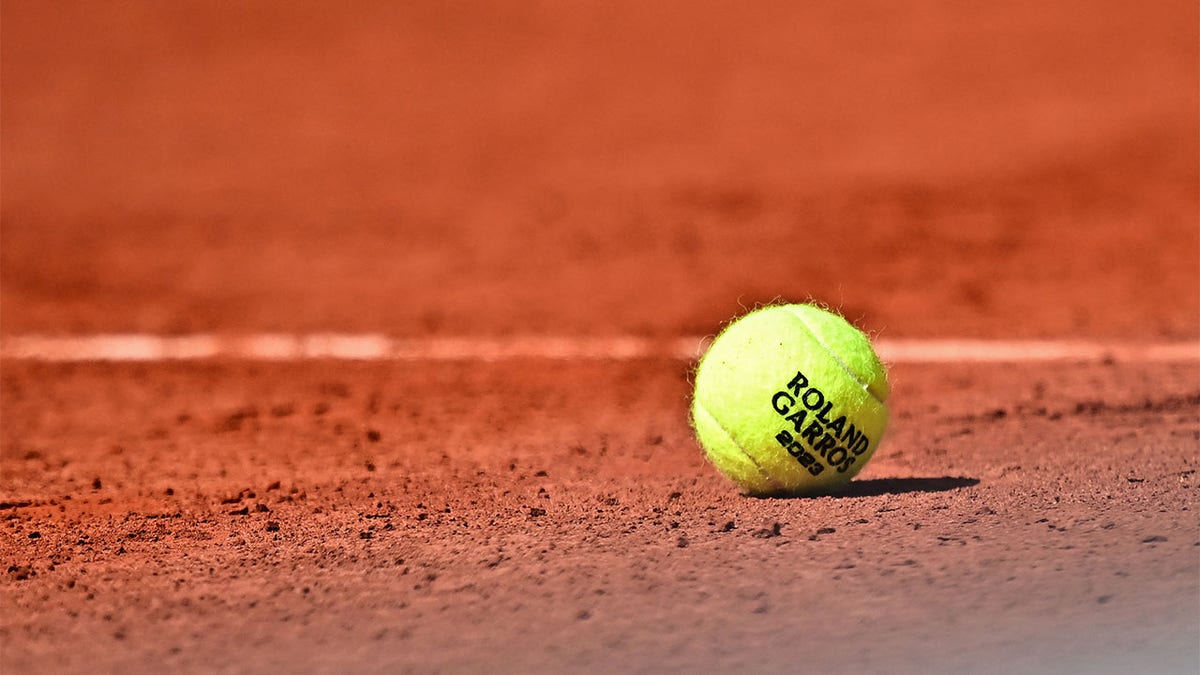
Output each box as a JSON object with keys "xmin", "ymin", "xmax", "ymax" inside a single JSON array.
[{"xmin": 0, "ymin": 334, "xmax": 1197, "ymax": 363}]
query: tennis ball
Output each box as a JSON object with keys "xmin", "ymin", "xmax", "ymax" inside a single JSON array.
[{"xmin": 691, "ymin": 304, "xmax": 890, "ymax": 496}]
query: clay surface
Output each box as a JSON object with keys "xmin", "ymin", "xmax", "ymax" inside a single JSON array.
[{"xmin": 2, "ymin": 1, "xmax": 1197, "ymax": 673}]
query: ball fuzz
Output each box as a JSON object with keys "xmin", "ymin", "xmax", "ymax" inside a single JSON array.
[{"xmin": 691, "ymin": 304, "xmax": 890, "ymax": 496}]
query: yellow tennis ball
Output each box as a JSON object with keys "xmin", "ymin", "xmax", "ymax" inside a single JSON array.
[{"xmin": 691, "ymin": 303, "xmax": 890, "ymax": 496}]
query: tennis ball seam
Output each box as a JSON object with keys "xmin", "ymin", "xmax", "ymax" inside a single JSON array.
[
  {"xmin": 779, "ymin": 305, "xmax": 885, "ymax": 407},
  {"xmin": 692, "ymin": 399, "xmax": 784, "ymax": 493}
]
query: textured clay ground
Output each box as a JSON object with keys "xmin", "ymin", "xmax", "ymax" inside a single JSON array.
[
  {"xmin": 2, "ymin": 1, "xmax": 1199, "ymax": 673},
  {"xmin": 2, "ymin": 361, "xmax": 1198, "ymax": 673}
]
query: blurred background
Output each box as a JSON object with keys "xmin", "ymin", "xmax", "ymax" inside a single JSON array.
[
  {"xmin": 3, "ymin": 0, "xmax": 1197, "ymax": 339},
  {"xmin": 2, "ymin": 5, "xmax": 1198, "ymax": 673}
]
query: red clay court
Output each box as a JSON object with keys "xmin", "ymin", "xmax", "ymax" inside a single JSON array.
[{"xmin": 2, "ymin": 2, "xmax": 1198, "ymax": 673}]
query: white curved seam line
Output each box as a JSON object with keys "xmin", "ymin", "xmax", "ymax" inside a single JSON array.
[
  {"xmin": 694, "ymin": 399, "xmax": 784, "ymax": 494},
  {"xmin": 782, "ymin": 309, "xmax": 884, "ymax": 408}
]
